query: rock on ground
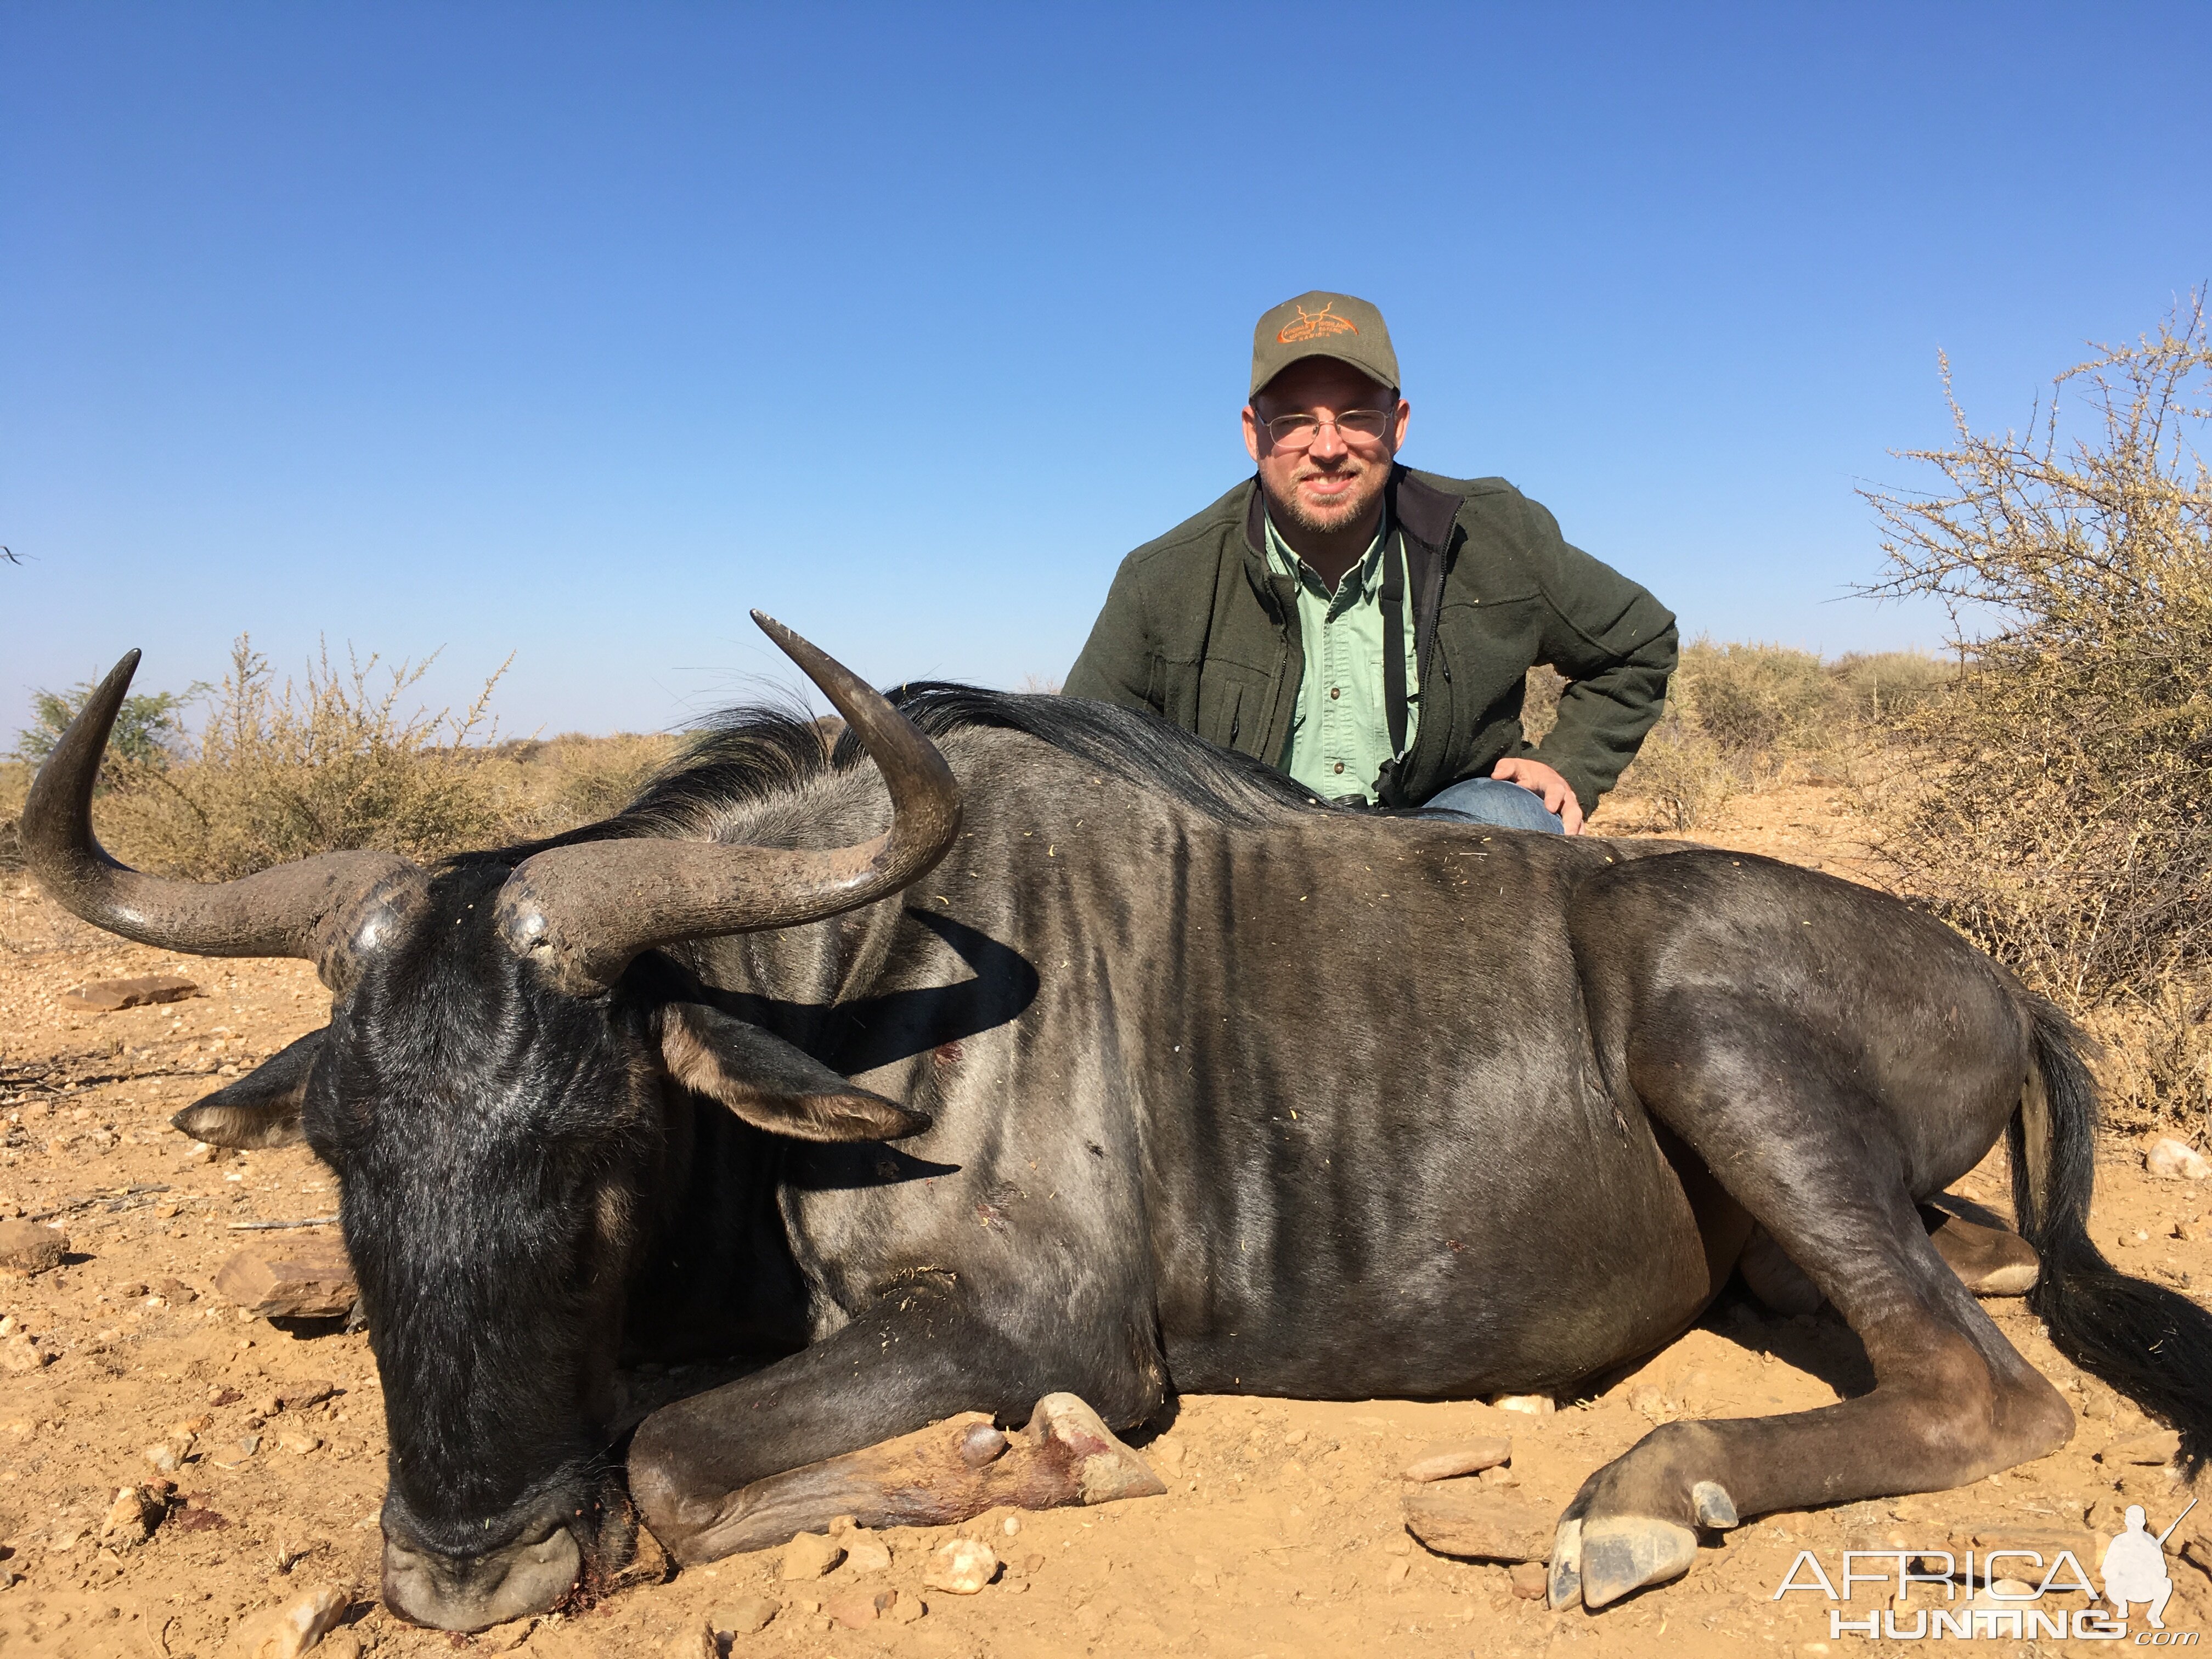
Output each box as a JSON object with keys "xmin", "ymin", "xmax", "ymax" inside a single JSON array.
[
  {"xmin": 712, "ymin": 1594, "xmax": 778, "ymax": 1635},
  {"xmin": 228, "ymin": 1584, "xmax": 351, "ymax": 1658},
  {"xmin": 1402, "ymin": 1435, "xmax": 1512, "ymax": 1482},
  {"xmin": 826, "ymin": 1586, "xmax": 896, "ymax": 1628},
  {"xmin": 58, "ymin": 973, "xmax": 202, "ymax": 1012},
  {"xmin": 0, "ymin": 1219, "xmax": 67, "ymax": 1274},
  {"xmin": 2147, "ymin": 1137, "xmax": 2211, "ymax": 1180},
  {"xmin": 923, "ymin": 1536, "xmax": 998, "ymax": 1594},
  {"xmin": 778, "ymin": 1530, "xmax": 844, "ymax": 1579},
  {"xmin": 1401, "ymin": 1484, "xmax": 1556, "ymax": 1562},
  {"xmin": 213, "ymin": 1238, "xmax": 357, "ymax": 1319}
]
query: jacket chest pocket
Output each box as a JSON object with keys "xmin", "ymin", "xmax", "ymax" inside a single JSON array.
[
  {"xmin": 1438, "ymin": 598, "xmax": 1544, "ymax": 720},
  {"xmin": 1197, "ymin": 662, "xmax": 1269, "ymax": 755}
]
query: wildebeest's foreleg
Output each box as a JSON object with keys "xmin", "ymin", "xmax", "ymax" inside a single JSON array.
[
  {"xmin": 1544, "ymin": 985, "xmax": 2071, "ymax": 1611},
  {"xmin": 628, "ymin": 1277, "xmax": 1164, "ymax": 1564}
]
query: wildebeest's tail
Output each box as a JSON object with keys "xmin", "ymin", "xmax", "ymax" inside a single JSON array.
[{"xmin": 2011, "ymin": 994, "xmax": 2212, "ymax": 1472}]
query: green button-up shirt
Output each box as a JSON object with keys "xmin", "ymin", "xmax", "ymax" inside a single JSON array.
[{"xmin": 1263, "ymin": 510, "xmax": 1421, "ymax": 804}]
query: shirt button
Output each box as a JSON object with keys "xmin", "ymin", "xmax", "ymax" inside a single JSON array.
[
  {"xmin": 1329, "ymin": 686, "xmax": 1341, "ymax": 699},
  {"xmin": 1333, "ymin": 761, "xmax": 1345, "ymax": 774}
]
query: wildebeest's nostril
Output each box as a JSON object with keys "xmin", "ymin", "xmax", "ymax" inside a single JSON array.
[{"xmin": 379, "ymin": 1523, "xmax": 582, "ymax": 1634}]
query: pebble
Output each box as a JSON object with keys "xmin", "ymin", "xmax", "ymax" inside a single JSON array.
[
  {"xmin": 1509, "ymin": 1561, "xmax": 1549, "ymax": 1599},
  {"xmin": 663, "ymin": 1620, "xmax": 716, "ymax": 1658},
  {"xmin": 884, "ymin": 1591, "xmax": 925, "ymax": 1624},
  {"xmin": 0, "ymin": 1220, "xmax": 66, "ymax": 1276},
  {"xmin": 144, "ymin": 1431, "xmax": 196, "ymax": 1474},
  {"xmin": 0, "ymin": 1333, "xmax": 49, "ymax": 1372},
  {"xmin": 208, "ymin": 1436, "xmax": 260, "ymax": 1469},
  {"xmin": 780, "ymin": 1531, "xmax": 845, "ymax": 1580},
  {"xmin": 2147, "ymin": 1138, "xmax": 2211, "ymax": 1181},
  {"xmin": 1402, "ymin": 1435, "xmax": 1512, "ymax": 1483},
  {"xmin": 58, "ymin": 973, "xmax": 201, "ymax": 1012},
  {"xmin": 826, "ymin": 1586, "xmax": 895, "ymax": 1628},
  {"xmin": 233, "ymin": 1584, "xmax": 350, "ymax": 1659},
  {"xmin": 843, "ymin": 1535, "xmax": 893, "ymax": 1574},
  {"xmin": 713, "ymin": 1595, "xmax": 778, "ymax": 1635},
  {"xmin": 922, "ymin": 1537, "xmax": 998, "ymax": 1595},
  {"xmin": 101, "ymin": 1485, "xmax": 163, "ymax": 1544},
  {"xmin": 1491, "ymin": 1394, "xmax": 1555, "ymax": 1418},
  {"xmin": 274, "ymin": 1425, "xmax": 323, "ymax": 1455}
]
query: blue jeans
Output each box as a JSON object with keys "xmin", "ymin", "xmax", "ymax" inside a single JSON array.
[{"xmin": 1417, "ymin": 775, "xmax": 1565, "ymax": 834}]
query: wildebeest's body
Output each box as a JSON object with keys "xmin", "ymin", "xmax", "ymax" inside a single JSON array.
[
  {"xmin": 643, "ymin": 753, "xmax": 1727, "ymax": 1412},
  {"xmin": 611, "ymin": 702, "xmax": 2076, "ymax": 1578},
  {"xmin": 28, "ymin": 642, "xmax": 2212, "ymax": 1634}
]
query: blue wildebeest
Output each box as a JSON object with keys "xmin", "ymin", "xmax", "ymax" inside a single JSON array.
[{"xmin": 24, "ymin": 617, "xmax": 2212, "ymax": 1632}]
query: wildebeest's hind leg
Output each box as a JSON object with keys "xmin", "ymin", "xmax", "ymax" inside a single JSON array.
[
  {"xmin": 628, "ymin": 1275, "xmax": 1165, "ymax": 1566},
  {"xmin": 1545, "ymin": 969, "xmax": 2072, "ymax": 1609}
]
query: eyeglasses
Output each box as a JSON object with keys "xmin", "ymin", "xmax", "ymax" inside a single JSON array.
[{"xmin": 1258, "ymin": 408, "xmax": 1395, "ymax": 450}]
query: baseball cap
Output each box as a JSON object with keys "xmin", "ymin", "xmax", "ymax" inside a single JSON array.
[{"xmin": 1250, "ymin": 291, "xmax": 1400, "ymax": 398}]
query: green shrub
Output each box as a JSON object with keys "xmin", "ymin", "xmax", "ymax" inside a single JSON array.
[{"xmin": 12, "ymin": 680, "xmax": 200, "ymax": 770}]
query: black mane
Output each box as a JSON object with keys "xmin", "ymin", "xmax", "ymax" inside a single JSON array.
[
  {"xmin": 626, "ymin": 684, "xmax": 1333, "ymax": 836},
  {"xmin": 439, "ymin": 686, "xmax": 1331, "ymax": 879}
]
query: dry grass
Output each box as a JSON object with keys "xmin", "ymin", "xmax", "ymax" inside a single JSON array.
[
  {"xmin": 0, "ymin": 637, "xmax": 679, "ymax": 881},
  {"xmin": 1858, "ymin": 294, "xmax": 2212, "ymax": 1124},
  {"xmin": 1593, "ymin": 642, "xmax": 1949, "ymax": 832}
]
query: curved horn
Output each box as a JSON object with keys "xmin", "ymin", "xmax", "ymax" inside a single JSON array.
[
  {"xmin": 21, "ymin": 650, "xmax": 422, "ymax": 990},
  {"xmin": 494, "ymin": 613, "xmax": 962, "ymax": 994}
]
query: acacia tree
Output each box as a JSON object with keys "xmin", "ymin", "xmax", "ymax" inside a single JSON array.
[
  {"xmin": 1860, "ymin": 293, "xmax": 2212, "ymax": 1115},
  {"xmin": 14, "ymin": 681, "xmax": 197, "ymax": 769}
]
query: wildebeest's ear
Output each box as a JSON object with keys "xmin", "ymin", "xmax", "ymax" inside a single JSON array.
[
  {"xmin": 171, "ymin": 1028, "xmax": 323, "ymax": 1149},
  {"xmin": 658, "ymin": 1002, "xmax": 930, "ymax": 1143}
]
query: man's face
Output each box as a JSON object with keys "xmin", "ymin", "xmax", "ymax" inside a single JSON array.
[{"xmin": 1242, "ymin": 358, "xmax": 1410, "ymax": 539}]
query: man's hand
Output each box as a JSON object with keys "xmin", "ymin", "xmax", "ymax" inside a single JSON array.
[{"xmin": 1490, "ymin": 757, "xmax": 1585, "ymax": 834}]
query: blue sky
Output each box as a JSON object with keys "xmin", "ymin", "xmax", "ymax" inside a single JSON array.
[{"xmin": 5, "ymin": 4, "xmax": 2208, "ymax": 741}]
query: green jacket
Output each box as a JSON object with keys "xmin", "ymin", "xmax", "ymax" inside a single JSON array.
[{"xmin": 1064, "ymin": 466, "xmax": 1677, "ymax": 812}]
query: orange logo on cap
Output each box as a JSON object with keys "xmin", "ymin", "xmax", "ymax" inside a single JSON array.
[{"xmin": 1278, "ymin": 302, "xmax": 1358, "ymax": 343}]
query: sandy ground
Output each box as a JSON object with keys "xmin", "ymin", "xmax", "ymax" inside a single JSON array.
[{"xmin": 3, "ymin": 788, "xmax": 2209, "ymax": 1658}]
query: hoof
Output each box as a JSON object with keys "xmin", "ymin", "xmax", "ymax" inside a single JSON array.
[
  {"xmin": 1691, "ymin": 1480, "xmax": 1738, "ymax": 1529},
  {"xmin": 1927, "ymin": 1212, "xmax": 2041, "ymax": 1296},
  {"xmin": 1575, "ymin": 1515, "xmax": 1700, "ymax": 1609},
  {"xmin": 1547, "ymin": 1517, "xmax": 1583, "ymax": 1610}
]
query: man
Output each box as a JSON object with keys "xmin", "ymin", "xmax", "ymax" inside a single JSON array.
[
  {"xmin": 1065, "ymin": 292, "xmax": 1675, "ymax": 832},
  {"xmin": 2101, "ymin": 1504, "xmax": 2179, "ymax": 1629}
]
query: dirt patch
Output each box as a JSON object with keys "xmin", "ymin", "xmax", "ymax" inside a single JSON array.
[{"xmin": 2, "ymin": 804, "xmax": 2208, "ymax": 1657}]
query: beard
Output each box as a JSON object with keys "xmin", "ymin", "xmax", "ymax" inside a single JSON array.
[{"xmin": 1270, "ymin": 463, "xmax": 1385, "ymax": 538}]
